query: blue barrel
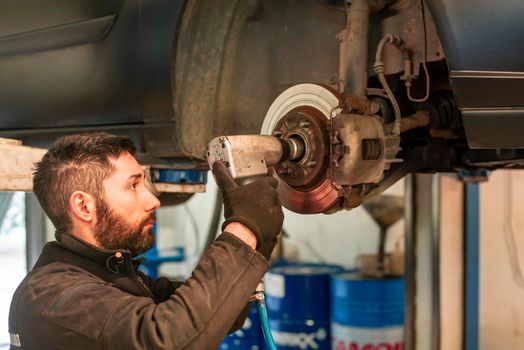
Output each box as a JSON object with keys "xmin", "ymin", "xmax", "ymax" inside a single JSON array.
[
  {"xmin": 220, "ymin": 304, "xmax": 266, "ymax": 350},
  {"xmin": 330, "ymin": 272, "xmax": 404, "ymax": 350},
  {"xmin": 264, "ymin": 263, "xmax": 343, "ymax": 350}
]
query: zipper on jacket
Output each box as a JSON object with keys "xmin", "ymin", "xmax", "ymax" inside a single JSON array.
[{"xmin": 124, "ymin": 256, "xmax": 156, "ymax": 301}]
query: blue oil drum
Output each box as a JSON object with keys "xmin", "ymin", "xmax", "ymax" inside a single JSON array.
[
  {"xmin": 330, "ymin": 272, "xmax": 404, "ymax": 350},
  {"xmin": 264, "ymin": 263, "xmax": 343, "ymax": 350},
  {"xmin": 219, "ymin": 304, "xmax": 266, "ymax": 350}
]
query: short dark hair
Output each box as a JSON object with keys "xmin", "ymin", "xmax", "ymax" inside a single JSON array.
[{"xmin": 33, "ymin": 132, "xmax": 136, "ymax": 233}]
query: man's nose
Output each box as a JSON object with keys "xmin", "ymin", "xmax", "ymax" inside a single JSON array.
[{"xmin": 144, "ymin": 189, "xmax": 161, "ymax": 212}]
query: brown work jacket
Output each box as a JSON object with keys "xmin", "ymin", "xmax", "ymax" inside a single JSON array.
[{"xmin": 8, "ymin": 231, "xmax": 268, "ymax": 350}]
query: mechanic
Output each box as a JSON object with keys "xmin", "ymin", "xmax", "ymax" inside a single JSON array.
[{"xmin": 8, "ymin": 132, "xmax": 284, "ymax": 350}]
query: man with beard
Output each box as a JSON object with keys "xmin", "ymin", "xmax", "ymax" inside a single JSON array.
[{"xmin": 9, "ymin": 132, "xmax": 284, "ymax": 350}]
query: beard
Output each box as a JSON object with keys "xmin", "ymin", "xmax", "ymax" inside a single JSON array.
[{"xmin": 94, "ymin": 197, "xmax": 155, "ymax": 256}]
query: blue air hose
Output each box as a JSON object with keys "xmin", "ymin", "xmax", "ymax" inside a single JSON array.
[{"xmin": 254, "ymin": 286, "xmax": 278, "ymax": 350}]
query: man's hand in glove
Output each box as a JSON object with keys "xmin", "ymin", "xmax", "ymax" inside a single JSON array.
[{"xmin": 212, "ymin": 161, "xmax": 284, "ymax": 259}]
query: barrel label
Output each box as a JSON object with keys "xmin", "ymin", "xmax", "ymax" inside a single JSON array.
[
  {"xmin": 331, "ymin": 323, "xmax": 403, "ymax": 350},
  {"xmin": 272, "ymin": 327, "xmax": 327, "ymax": 349},
  {"xmin": 265, "ymin": 273, "xmax": 285, "ymax": 298}
]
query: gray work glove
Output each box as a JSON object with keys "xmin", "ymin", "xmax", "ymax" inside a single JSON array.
[{"xmin": 212, "ymin": 161, "xmax": 284, "ymax": 253}]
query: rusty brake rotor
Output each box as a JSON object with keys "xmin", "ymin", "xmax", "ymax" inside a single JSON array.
[{"xmin": 261, "ymin": 83, "xmax": 345, "ymax": 214}]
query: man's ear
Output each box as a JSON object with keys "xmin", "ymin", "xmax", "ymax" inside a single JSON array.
[{"xmin": 69, "ymin": 191, "xmax": 96, "ymax": 223}]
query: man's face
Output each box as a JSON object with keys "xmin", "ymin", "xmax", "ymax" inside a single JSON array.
[{"xmin": 94, "ymin": 152, "xmax": 161, "ymax": 255}]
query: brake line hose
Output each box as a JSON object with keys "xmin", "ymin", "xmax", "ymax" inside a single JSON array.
[{"xmin": 373, "ymin": 33, "xmax": 405, "ymax": 136}]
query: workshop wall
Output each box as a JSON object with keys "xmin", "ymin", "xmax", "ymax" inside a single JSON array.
[
  {"xmin": 0, "ymin": 193, "xmax": 26, "ymax": 348},
  {"xmin": 280, "ymin": 181, "xmax": 404, "ymax": 268},
  {"xmin": 157, "ymin": 173, "xmax": 405, "ymax": 278},
  {"xmin": 479, "ymin": 170, "xmax": 524, "ymax": 350}
]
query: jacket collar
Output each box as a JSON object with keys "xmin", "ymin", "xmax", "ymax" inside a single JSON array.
[{"xmin": 55, "ymin": 231, "xmax": 142, "ymax": 273}]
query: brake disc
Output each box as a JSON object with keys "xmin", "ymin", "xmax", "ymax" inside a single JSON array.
[{"xmin": 261, "ymin": 83, "xmax": 344, "ymax": 214}]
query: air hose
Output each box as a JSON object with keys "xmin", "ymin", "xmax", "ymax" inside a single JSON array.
[{"xmin": 253, "ymin": 283, "xmax": 278, "ymax": 350}]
